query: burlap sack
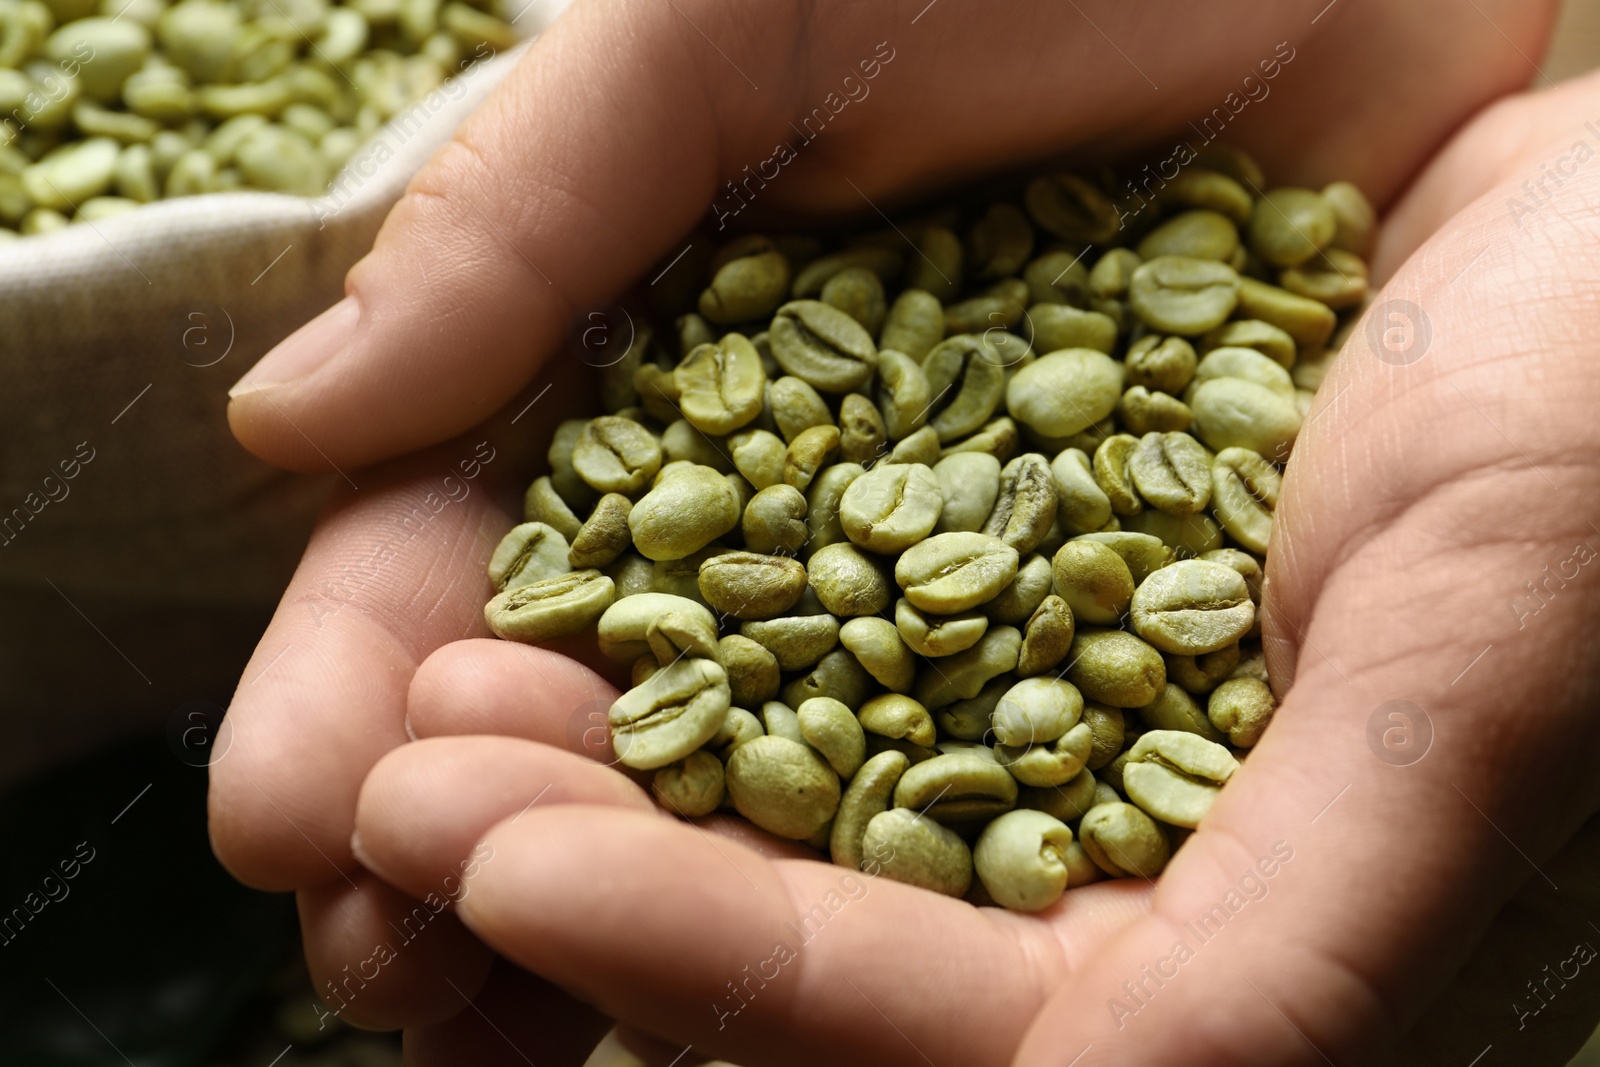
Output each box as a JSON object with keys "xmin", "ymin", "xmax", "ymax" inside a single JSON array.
[{"xmin": 0, "ymin": 4, "xmax": 564, "ymax": 783}]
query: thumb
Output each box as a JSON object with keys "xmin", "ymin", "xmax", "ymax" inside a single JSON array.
[{"xmin": 227, "ymin": 0, "xmax": 769, "ymax": 472}]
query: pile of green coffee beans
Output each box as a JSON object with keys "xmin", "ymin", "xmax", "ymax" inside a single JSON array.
[
  {"xmin": 0, "ymin": 0, "xmax": 516, "ymax": 236},
  {"xmin": 485, "ymin": 145, "xmax": 1373, "ymax": 911}
]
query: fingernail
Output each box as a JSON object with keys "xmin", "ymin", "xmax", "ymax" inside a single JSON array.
[
  {"xmin": 230, "ymin": 296, "xmax": 360, "ymax": 398},
  {"xmin": 350, "ymin": 828, "xmax": 371, "ymax": 866}
]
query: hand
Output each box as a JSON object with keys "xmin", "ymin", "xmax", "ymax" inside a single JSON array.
[
  {"xmin": 206, "ymin": 0, "xmax": 1569, "ymax": 1054},
  {"xmin": 349, "ymin": 69, "xmax": 1600, "ymax": 1066}
]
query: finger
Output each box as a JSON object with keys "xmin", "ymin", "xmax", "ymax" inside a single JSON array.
[
  {"xmin": 1373, "ymin": 68, "xmax": 1600, "ymax": 282},
  {"xmin": 297, "ymin": 871, "xmax": 495, "ymax": 1030},
  {"xmin": 353, "ymin": 735, "xmax": 655, "ymax": 902},
  {"xmin": 1011, "ymin": 124, "xmax": 1600, "ymax": 1067},
  {"xmin": 404, "ymin": 956, "xmax": 611, "ymax": 1067},
  {"xmin": 208, "ymin": 361, "xmax": 585, "ymax": 892},
  {"xmin": 454, "ymin": 804, "xmax": 1150, "ymax": 1067},
  {"xmin": 406, "ymin": 638, "xmax": 623, "ymax": 752}
]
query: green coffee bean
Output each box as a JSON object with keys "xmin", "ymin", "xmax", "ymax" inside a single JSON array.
[
  {"xmin": 832, "ymin": 749, "xmax": 910, "ymax": 870},
  {"xmin": 720, "ymin": 634, "xmax": 781, "ymax": 707},
  {"xmin": 1211, "ymin": 447, "xmax": 1280, "ymax": 554},
  {"xmin": 1322, "ymin": 180, "xmax": 1375, "ymax": 256},
  {"xmin": 967, "ymin": 202, "xmax": 1034, "ymax": 279},
  {"xmin": 874, "ymin": 348, "xmax": 933, "ymax": 440},
  {"xmin": 523, "ymin": 476, "xmax": 584, "ymax": 542},
  {"xmin": 862, "ymin": 808, "xmax": 972, "ymax": 896},
  {"xmin": 1166, "ymin": 643, "xmax": 1242, "ymax": 695},
  {"xmin": 805, "ymin": 461, "xmax": 863, "ymax": 552},
  {"xmin": 739, "ymin": 614, "xmax": 840, "ymax": 671},
  {"xmin": 838, "ymin": 617, "xmax": 916, "ymax": 692},
  {"xmin": 1234, "ymin": 276, "xmax": 1336, "ymax": 348},
  {"xmin": 893, "ymin": 751, "xmax": 1018, "ymax": 824},
  {"xmin": 610, "ymin": 657, "xmax": 731, "ymax": 770},
  {"xmin": 982, "ymin": 453, "xmax": 1056, "ymax": 553},
  {"xmin": 572, "ymin": 416, "xmax": 662, "ymax": 494},
  {"xmin": 921, "ymin": 334, "xmax": 1006, "ymax": 442},
  {"xmin": 797, "ymin": 697, "xmax": 866, "ymax": 778},
  {"xmin": 726, "ymin": 735, "xmax": 840, "ymax": 839},
  {"xmin": 783, "ymin": 424, "xmax": 841, "ymax": 491},
  {"xmin": 1005, "ymin": 349, "xmax": 1123, "ymax": 439},
  {"xmin": 1119, "ymin": 387, "xmax": 1193, "ymax": 435},
  {"xmin": 1023, "ymin": 249, "xmax": 1092, "ymax": 307},
  {"xmin": 906, "ymin": 224, "xmax": 963, "ymax": 301},
  {"xmin": 821, "ymin": 265, "xmax": 887, "ymax": 335},
  {"xmin": 1136, "ymin": 209, "xmax": 1238, "ymax": 262},
  {"xmin": 1137, "ymin": 682, "xmax": 1227, "ymax": 744},
  {"xmin": 887, "ymin": 424, "xmax": 942, "ymax": 466},
  {"xmin": 895, "ymin": 531, "xmax": 1018, "ymax": 615},
  {"xmin": 23, "ymin": 138, "xmax": 119, "ymax": 209},
  {"xmin": 698, "ymin": 551, "xmax": 807, "ymax": 620},
  {"xmin": 1128, "ymin": 431, "xmax": 1211, "ymax": 516},
  {"xmin": 838, "ymin": 393, "xmax": 887, "ymax": 465},
  {"xmin": 597, "ymin": 592, "xmax": 716, "ymax": 662},
  {"xmin": 932, "ymin": 453, "xmax": 1001, "ymax": 534},
  {"xmin": 1247, "ymin": 187, "xmax": 1336, "ymax": 268},
  {"xmin": 1130, "ymin": 559, "xmax": 1254, "ymax": 655},
  {"xmin": 1125, "ymin": 334, "xmax": 1198, "ymax": 395},
  {"xmin": 878, "ymin": 289, "xmax": 944, "ymax": 361},
  {"xmin": 1190, "ymin": 346, "xmax": 1296, "ymax": 399},
  {"xmin": 1279, "ymin": 248, "xmax": 1368, "ymax": 310},
  {"xmin": 1017, "ymin": 594, "xmax": 1074, "ymax": 677},
  {"xmin": 895, "ymin": 596, "xmax": 988, "ymax": 658},
  {"xmin": 569, "ymin": 493, "xmax": 634, "ymax": 569},
  {"xmin": 1200, "ymin": 319, "xmax": 1297, "ymax": 369},
  {"xmin": 994, "ymin": 720, "xmax": 1092, "ymax": 787},
  {"xmin": 484, "ymin": 570, "xmax": 614, "ymax": 644},
  {"xmin": 728, "ymin": 428, "xmax": 787, "ymax": 490},
  {"xmin": 1121, "ymin": 510, "xmax": 1224, "ymax": 560},
  {"xmin": 791, "ymin": 246, "xmax": 902, "ymax": 298},
  {"xmin": 676, "ymin": 334, "xmax": 766, "ymax": 435},
  {"xmin": 1128, "ymin": 256, "xmax": 1240, "ymax": 335},
  {"xmin": 1025, "ymin": 304, "xmax": 1117, "ymax": 355},
  {"xmin": 487, "ymin": 522, "xmax": 571, "ymax": 592},
  {"xmin": 1189, "ymin": 378, "xmax": 1301, "ymax": 458},
  {"xmin": 1052, "ymin": 539, "xmax": 1133, "ymax": 626},
  {"xmin": 701, "ymin": 237, "xmax": 789, "ymax": 324},
  {"xmin": 650, "ymin": 546, "xmax": 722, "ymax": 605},
  {"xmin": 807, "ymin": 542, "xmax": 892, "ymax": 617},
  {"xmin": 764, "ymin": 375, "xmax": 832, "ymax": 441},
  {"xmin": 839, "ymin": 462, "xmax": 943, "ymax": 553},
  {"xmin": 742, "ymin": 483, "xmax": 809, "ymax": 556},
  {"xmin": 943, "ymin": 416, "xmax": 1020, "ymax": 462},
  {"xmin": 653, "ymin": 750, "xmax": 725, "ymax": 818},
  {"xmin": 1080, "ymin": 702, "xmax": 1125, "ymax": 770},
  {"xmin": 1073, "ymin": 531, "xmax": 1172, "ymax": 584},
  {"xmin": 974, "ymin": 809, "xmax": 1073, "ymax": 912},
  {"xmin": 857, "ymin": 692, "xmax": 936, "ymax": 748},
  {"xmin": 991, "ymin": 676, "xmax": 1083, "ymax": 746},
  {"xmin": 1050, "ymin": 448, "xmax": 1113, "ymax": 535},
  {"xmin": 1208, "ymin": 676, "xmax": 1276, "ymax": 747},
  {"xmin": 1025, "ymin": 172, "xmax": 1119, "ymax": 243},
  {"xmin": 760, "ymin": 700, "xmax": 803, "ymax": 744},
  {"xmin": 629, "ymin": 464, "xmax": 740, "ymax": 561},
  {"xmin": 1078, "ymin": 802, "xmax": 1169, "ymax": 878},
  {"xmin": 1121, "ymin": 729, "xmax": 1238, "ymax": 828},
  {"xmin": 769, "ymin": 299, "xmax": 878, "ymax": 393},
  {"xmin": 1067, "ymin": 628, "xmax": 1165, "ymax": 707}
]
